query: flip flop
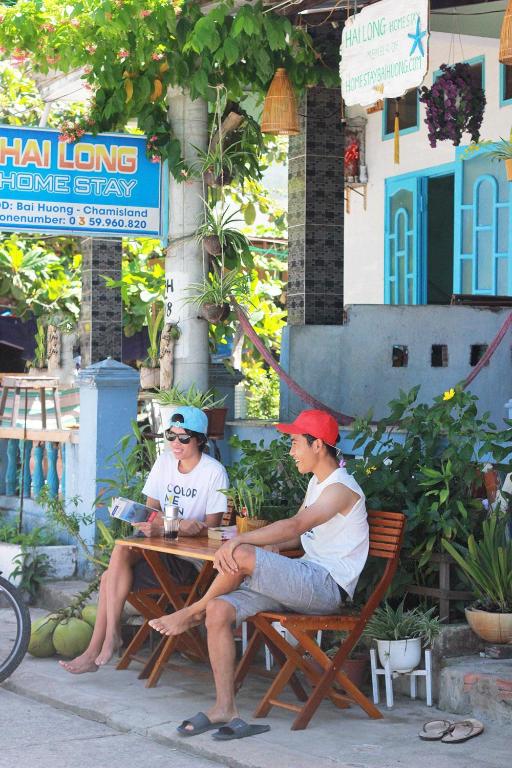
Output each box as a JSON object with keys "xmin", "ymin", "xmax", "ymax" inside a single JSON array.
[
  {"xmin": 418, "ymin": 719, "xmax": 454, "ymax": 740},
  {"xmin": 441, "ymin": 718, "xmax": 484, "ymax": 744},
  {"xmin": 211, "ymin": 717, "xmax": 271, "ymax": 741},
  {"xmin": 177, "ymin": 712, "xmax": 227, "ymax": 737}
]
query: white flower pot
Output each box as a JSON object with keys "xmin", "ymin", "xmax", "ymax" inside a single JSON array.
[{"xmin": 376, "ymin": 637, "xmax": 422, "ymax": 673}]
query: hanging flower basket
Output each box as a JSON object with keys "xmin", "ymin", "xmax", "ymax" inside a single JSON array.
[{"xmin": 419, "ymin": 63, "xmax": 486, "ymax": 148}]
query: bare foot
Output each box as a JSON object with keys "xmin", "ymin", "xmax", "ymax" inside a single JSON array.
[
  {"xmin": 149, "ymin": 607, "xmax": 203, "ymax": 637},
  {"xmin": 59, "ymin": 653, "xmax": 99, "ymax": 674},
  {"xmin": 95, "ymin": 635, "xmax": 121, "ymax": 667}
]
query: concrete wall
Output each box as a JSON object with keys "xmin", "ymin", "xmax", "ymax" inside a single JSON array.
[
  {"xmin": 344, "ymin": 32, "xmax": 510, "ymax": 303},
  {"xmin": 280, "ymin": 304, "xmax": 512, "ymax": 425}
]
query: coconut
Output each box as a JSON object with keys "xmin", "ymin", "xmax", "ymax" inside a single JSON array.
[
  {"xmin": 81, "ymin": 604, "xmax": 98, "ymax": 628},
  {"xmin": 28, "ymin": 614, "xmax": 60, "ymax": 658},
  {"xmin": 52, "ymin": 618, "xmax": 93, "ymax": 658}
]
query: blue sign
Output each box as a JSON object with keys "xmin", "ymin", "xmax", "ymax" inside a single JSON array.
[{"xmin": 0, "ymin": 125, "xmax": 163, "ymax": 237}]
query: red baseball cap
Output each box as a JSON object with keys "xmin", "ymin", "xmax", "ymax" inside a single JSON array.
[{"xmin": 276, "ymin": 410, "xmax": 340, "ymax": 446}]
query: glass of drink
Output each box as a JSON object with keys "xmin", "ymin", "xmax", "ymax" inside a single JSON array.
[{"xmin": 163, "ymin": 504, "xmax": 181, "ymax": 540}]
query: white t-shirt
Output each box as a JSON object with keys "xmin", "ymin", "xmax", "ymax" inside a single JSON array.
[
  {"xmin": 142, "ymin": 450, "xmax": 229, "ymax": 520},
  {"xmin": 300, "ymin": 467, "xmax": 369, "ymax": 599}
]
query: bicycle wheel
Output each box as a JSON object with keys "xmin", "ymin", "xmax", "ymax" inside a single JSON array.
[{"xmin": 0, "ymin": 575, "xmax": 31, "ymax": 683}]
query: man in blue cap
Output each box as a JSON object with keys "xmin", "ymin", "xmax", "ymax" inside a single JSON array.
[{"xmin": 60, "ymin": 406, "xmax": 228, "ymax": 674}]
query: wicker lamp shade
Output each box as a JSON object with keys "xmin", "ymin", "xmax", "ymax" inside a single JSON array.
[
  {"xmin": 500, "ymin": 0, "xmax": 512, "ymax": 65},
  {"xmin": 261, "ymin": 68, "xmax": 300, "ymax": 136}
]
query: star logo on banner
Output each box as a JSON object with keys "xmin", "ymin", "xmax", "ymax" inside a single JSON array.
[{"xmin": 408, "ymin": 17, "xmax": 427, "ymax": 57}]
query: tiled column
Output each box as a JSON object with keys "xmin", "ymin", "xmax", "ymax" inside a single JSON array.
[
  {"xmin": 288, "ymin": 27, "xmax": 345, "ymax": 325},
  {"xmin": 80, "ymin": 238, "xmax": 123, "ymax": 366}
]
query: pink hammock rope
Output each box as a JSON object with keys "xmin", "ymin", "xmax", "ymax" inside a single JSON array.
[{"xmin": 233, "ymin": 300, "xmax": 512, "ymax": 424}]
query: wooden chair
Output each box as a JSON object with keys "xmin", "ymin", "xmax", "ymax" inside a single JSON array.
[{"xmin": 234, "ymin": 510, "xmax": 406, "ymax": 730}]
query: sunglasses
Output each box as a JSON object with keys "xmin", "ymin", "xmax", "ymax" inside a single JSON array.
[{"xmin": 164, "ymin": 430, "xmax": 192, "ymax": 444}]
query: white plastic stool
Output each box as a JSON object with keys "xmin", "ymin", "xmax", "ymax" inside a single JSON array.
[
  {"xmin": 241, "ymin": 621, "xmax": 322, "ymax": 671},
  {"xmin": 370, "ymin": 648, "xmax": 432, "ymax": 708}
]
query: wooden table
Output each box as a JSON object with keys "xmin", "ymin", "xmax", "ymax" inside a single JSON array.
[{"xmin": 116, "ymin": 535, "xmax": 222, "ymax": 687}]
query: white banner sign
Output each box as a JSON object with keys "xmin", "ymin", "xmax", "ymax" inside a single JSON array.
[{"xmin": 340, "ymin": 0, "xmax": 429, "ymax": 106}]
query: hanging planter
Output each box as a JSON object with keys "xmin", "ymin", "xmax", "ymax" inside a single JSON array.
[
  {"xmin": 419, "ymin": 63, "xmax": 486, "ymax": 148},
  {"xmin": 261, "ymin": 68, "xmax": 300, "ymax": 136},
  {"xmin": 500, "ymin": 0, "xmax": 512, "ymax": 65}
]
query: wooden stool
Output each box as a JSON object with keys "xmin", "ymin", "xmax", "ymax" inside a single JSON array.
[{"xmin": 0, "ymin": 375, "xmax": 62, "ymax": 428}]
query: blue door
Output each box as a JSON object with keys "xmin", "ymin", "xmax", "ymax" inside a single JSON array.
[
  {"xmin": 454, "ymin": 148, "xmax": 512, "ymax": 296},
  {"xmin": 384, "ymin": 178, "xmax": 421, "ymax": 304}
]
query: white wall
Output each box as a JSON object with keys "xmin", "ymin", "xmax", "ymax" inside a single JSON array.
[{"xmin": 344, "ymin": 32, "xmax": 511, "ymax": 304}]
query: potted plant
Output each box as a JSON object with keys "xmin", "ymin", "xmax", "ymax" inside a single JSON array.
[
  {"xmin": 139, "ymin": 303, "xmax": 164, "ymax": 390},
  {"xmin": 325, "ymin": 631, "xmax": 370, "ymax": 687},
  {"xmin": 196, "ymin": 203, "xmax": 251, "ymax": 260},
  {"xmin": 486, "ymin": 137, "xmax": 512, "ymax": 181},
  {"xmin": 419, "ymin": 62, "xmax": 486, "ymax": 148},
  {"xmin": 184, "ymin": 265, "xmax": 250, "ymax": 323},
  {"xmin": 223, "ymin": 478, "xmax": 268, "ymax": 533},
  {"xmin": 154, "ymin": 383, "xmax": 227, "ymax": 438},
  {"xmin": 363, "ymin": 602, "xmax": 441, "ymax": 673},
  {"xmin": 28, "ymin": 319, "xmax": 48, "ymax": 374},
  {"xmin": 442, "ymin": 514, "xmax": 512, "ymax": 643},
  {"xmin": 192, "ymin": 140, "xmax": 247, "ymax": 188}
]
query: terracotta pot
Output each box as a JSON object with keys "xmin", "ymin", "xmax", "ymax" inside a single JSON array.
[
  {"xmin": 236, "ymin": 516, "xmax": 268, "ymax": 534},
  {"xmin": 341, "ymin": 655, "xmax": 369, "ymax": 688},
  {"xmin": 139, "ymin": 366, "xmax": 160, "ymax": 390},
  {"xmin": 506, "ymin": 158, "xmax": 512, "ymax": 181},
  {"xmin": 203, "ymin": 235, "xmax": 222, "ymax": 256},
  {"xmin": 200, "ymin": 303, "xmax": 230, "ymax": 323},
  {"xmin": 465, "ymin": 607, "xmax": 512, "ymax": 643},
  {"xmin": 203, "ymin": 169, "xmax": 233, "ymax": 188},
  {"xmin": 205, "ymin": 407, "xmax": 228, "ymax": 439}
]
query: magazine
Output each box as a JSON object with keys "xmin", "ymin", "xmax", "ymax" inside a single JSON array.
[{"xmin": 109, "ymin": 497, "xmax": 159, "ymax": 525}]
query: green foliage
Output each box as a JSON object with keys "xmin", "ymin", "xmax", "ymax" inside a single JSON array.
[
  {"xmin": 154, "ymin": 383, "xmax": 226, "ymax": 409},
  {"xmin": 96, "ymin": 420, "xmax": 158, "ymax": 511},
  {"xmin": 143, "ymin": 302, "xmax": 164, "ymax": 367},
  {"xmin": 0, "ymin": 521, "xmax": 56, "ymax": 546},
  {"xmin": 227, "ymin": 435, "xmax": 308, "ymax": 521},
  {"xmin": 244, "ymin": 365, "xmax": 280, "ymax": 420},
  {"xmin": 222, "ymin": 477, "xmax": 265, "ymax": 519},
  {"xmin": 442, "ymin": 515, "xmax": 512, "ymax": 613},
  {"xmin": 185, "ymin": 266, "xmax": 250, "ymax": 311},
  {"xmin": 363, "ymin": 602, "xmax": 442, "ymax": 647},
  {"xmin": 346, "ymin": 386, "xmax": 512, "ymax": 567},
  {"xmin": 31, "ymin": 318, "xmax": 46, "ymax": 368},
  {"xmin": 0, "ymin": 234, "xmax": 81, "ymax": 322},
  {"xmin": 197, "ymin": 203, "xmax": 252, "ymax": 269},
  {"xmin": 0, "ymin": 0, "xmax": 338, "ymax": 179},
  {"xmin": 10, "ymin": 550, "xmax": 52, "ymax": 600},
  {"xmin": 103, "ymin": 238, "xmax": 164, "ymax": 337}
]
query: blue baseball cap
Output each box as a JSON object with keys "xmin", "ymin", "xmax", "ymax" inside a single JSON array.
[{"xmin": 168, "ymin": 406, "xmax": 208, "ymax": 436}]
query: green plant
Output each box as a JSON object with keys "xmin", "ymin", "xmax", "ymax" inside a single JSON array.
[
  {"xmin": 346, "ymin": 386, "xmax": 512, "ymax": 567},
  {"xmin": 31, "ymin": 319, "xmax": 47, "ymax": 369},
  {"xmin": 226, "ymin": 435, "xmax": 308, "ymax": 521},
  {"xmin": 222, "ymin": 477, "xmax": 265, "ymax": 519},
  {"xmin": 442, "ymin": 515, "xmax": 512, "ymax": 613},
  {"xmin": 185, "ymin": 266, "xmax": 250, "ymax": 312},
  {"xmin": 0, "ymin": 1, "xmax": 338, "ymax": 179},
  {"xmin": 0, "ymin": 522, "xmax": 56, "ymax": 546},
  {"xmin": 197, "ymin": 203, "xmax": 252, "ymax": 263},
  {"xmin": 363, "ymin": 602, "xmax": 442, "ymax": 647},
  {"xmin": 192, "ymin": 140, "xmax": 248, "ymax": 187},
  {"xmin": 10, "ymin": 550, "xmax": 52, "ymax": 601},
  {"xmin": 154, "ymin": 383, "xmax": 226, "ymax": 409},
  {"xmin": 142, "ymin": 303, "xmax": 164, "ymax": 368},
  {"xmin": 485, "ymin": 137, "xmax": 512, "ymax": 161}
]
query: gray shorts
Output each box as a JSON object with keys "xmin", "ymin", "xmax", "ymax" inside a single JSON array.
[{"xmin": 218, "ymin": 547, "xmax": 343, "ymax": 626}]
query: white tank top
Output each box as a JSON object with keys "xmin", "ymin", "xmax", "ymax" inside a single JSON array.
[{"xmin": 300, "ymin": 467, "xmax": 369, "ymax": 599}]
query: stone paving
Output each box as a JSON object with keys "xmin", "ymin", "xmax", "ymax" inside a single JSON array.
[{"xmin": 1, "ymin": 608, "xmax": 511, "ymax": 768}]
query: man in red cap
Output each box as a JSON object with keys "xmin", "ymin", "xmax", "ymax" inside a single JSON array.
[{"xmin": 150, "ymin": 409, "xmax": 368, "ymax": 739}]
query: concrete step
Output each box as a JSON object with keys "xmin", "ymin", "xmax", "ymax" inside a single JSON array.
[
  {"xmin": 439, "ymin": 655, "xmax": 512, "ymax": 725},
  {"xmin": 35, "ymin": 579, "xmax": 97, "ymax": 612}
]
